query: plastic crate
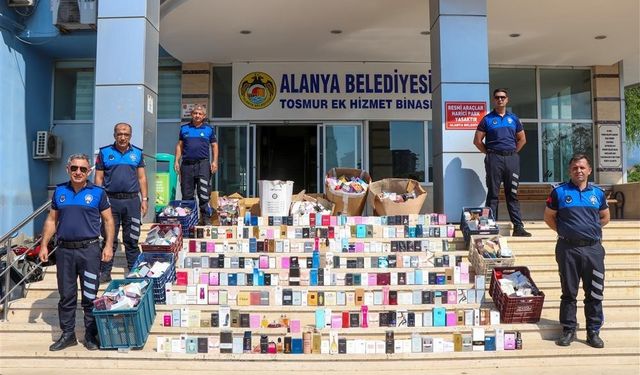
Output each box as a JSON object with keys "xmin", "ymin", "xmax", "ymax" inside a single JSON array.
[
  {"xmin": 140, "ymin": 223, "xmax": 183, "ymax": 254},
  {"xmin": 490, "ymin": 266, "xmax": 545, "ymax": 324},
  {"xmin": 94, "ymin": 279, "xmax": 156, "ymax": 349},
  {"xmin": 157, "ymin": 200, "xmax": 199, "ymax": 238},
  {"xmin": 129, "ymin": 252, "xmax": 176, "ymax": 304},
  {"xmin": 460, "ymin": 207, "xmax": 499, "ymax": 246},
  {"xmin": 468, "ymin": 235, "xmax": 516, "ymax": 280}
]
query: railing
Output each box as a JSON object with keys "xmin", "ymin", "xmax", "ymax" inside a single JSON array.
[{"xmin": 0, "ymin": 200, "xmax": 53, "ymax": 321}]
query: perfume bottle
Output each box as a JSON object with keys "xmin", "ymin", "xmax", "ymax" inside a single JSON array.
[
  {"xmin": 243, "ymin": 331, "xmax": 252, "ymax": 353},
  {"xmin": 261, "ymin": 315, "xmax": 269, "ymax": 328},
  {"xmin": 268, "ymin": 341, "xmax": 277, "ymax": 354},
  {"xmin": 361, "ymin": 305, "xmax": 369, "ymax": 328},
  {"xmin": 277, "ymin": 337, "xmax": 283, "ymax": 353},
  {"xmin": 260, "ymin": 335, "xmax": 268, "ymax": 354},
  {"xmin": 282, "ymin": 314, "xmax": 290, "ymax": 329},
  {"xmin": 515, "ymin": 331, "xmax": 523, "ymax": 350},
  {"xmin": 303, "ymin": 331, "xmax": 312, "ymax": 354}
]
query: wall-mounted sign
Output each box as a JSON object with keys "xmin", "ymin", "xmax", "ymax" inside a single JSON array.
[
  {"xmin": 445, "ymin": 101, "xmax": 486, "ymax": 130},
  {"xmin": 597, "ymin": 124, "xmax": 622, "ymax": 172},
  {"xmin": 233, "ymin": 62, "xmax": 433, "ymax": 121}
]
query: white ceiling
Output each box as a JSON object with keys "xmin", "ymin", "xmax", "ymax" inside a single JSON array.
[{"xmin": 159, "ymin": 0, "xmax": 640, "ymax": 85}]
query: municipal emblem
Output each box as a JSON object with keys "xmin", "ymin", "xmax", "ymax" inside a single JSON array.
[
  {"xmin": 565, "ymin": 195, "xmax": 573, "ymax": 204},
  {"xmin": 85, "ymin": 194, "xmax": 94, "ymax": 204},
  {"xmin": 492, "ymin": 119, "xmax": 498, "ymax": 125},
  {"xmin": 108, "ymin": 154, "xmax": 115, "ymax": 160},
  {"xmin": 507, "ymin": 118, "xmax": 513, "ymax": 123},
  {"xmin": 200, "ymin": 132, "xmax": 205, "ymax": 137},
  {"xmin": 239, "ymin": 72, "xmax": 276, "ymax": 110},
  {"xmin": 130, "ymin": 154, "xmax": 137, "ymax": 162},
  {"xmin": 590, "ymin": 195, "xmax": 598, "ymax": 205},
  {"xmin": 59, "ymin": 194, "xmax": 66, "ymax": 203}
]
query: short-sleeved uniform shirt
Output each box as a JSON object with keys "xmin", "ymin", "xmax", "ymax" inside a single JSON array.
[
  {"xmin": 95, "ymin": 143, "xmax": 145, "ymax": 193},
  {"xmin": 546, "ymin": 181, "xmax": 608, "ymax": 241},
  {"xmin": 52, "ymin": 181, "xmax": 111, "ymax": 241},
  {"xmin": 179, "ymin": 123, "xmax": 217, "ymax": 161},
  {"xmin": 477, "ymin": 110, "xmax": 523, "ymax": 152}
]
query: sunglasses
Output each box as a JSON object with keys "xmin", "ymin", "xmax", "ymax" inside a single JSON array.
[
  {"xmin": 69, "ymin": 165, "xmax": 89, "ymax": 174},
  {"xmin": 494, "ymin": 96, "xmax": 507, "ymax": 100}
]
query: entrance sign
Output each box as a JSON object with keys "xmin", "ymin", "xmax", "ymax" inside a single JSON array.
[
  {"xmin": 445, "ymin": 101, "xmax": 486, "ymax": 130},
  {"xmin": 597, "ymin": 124, "xmax": 622, "ymax": 172},
  {"xmin": 233, "ymin": 62, "xmax": 433, "ymax": 120}
]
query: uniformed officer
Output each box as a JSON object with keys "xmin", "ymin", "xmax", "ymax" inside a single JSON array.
[
  {"xmin": 473, "ymin": 88, "xmax": 531, "ymax": 237},
  {"xmin": 39, "ymin": 153, "xmax": 115, "ymax": 351},
  {"xmin": 174, "ymin": 104, "xmax": 218, "ymax": 223},
  {"xmin": 544, "ymin": 153, "xmax": 609, "ymax": 348},
  {"xmin": 95, "ymin": 123, "xmax": 148, "ymax": 283}
]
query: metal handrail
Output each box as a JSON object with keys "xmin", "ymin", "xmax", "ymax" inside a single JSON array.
[{"xmin": 0, "ymin": 199, "xmax": 52, "ymax": 320}]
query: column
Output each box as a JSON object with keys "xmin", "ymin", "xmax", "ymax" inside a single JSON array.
[
  {"xmin": 593, "ymin": 63, "xmax": 625, "ymax": 184},
  {"xmin": 94, "ymin": 0, "xmax": 160, "ymax": 221},
  {"xmin": 429, "ymin": 0, "xmax": 490, "ymax": 220}
]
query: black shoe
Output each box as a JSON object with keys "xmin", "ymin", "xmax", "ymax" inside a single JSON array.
[
  {"xmin": 555, "ymin": 330, "xmax": 576, "ymax": 346},
  {"xmin": 512, "ymin": 226, "xmax": 532, "ymax": 237},
  {"xmin": 49, "ymin": 332, "xmax": 78, "ymax": 351},
  {"xmin": 84, "ymin": 334, "xmax": 100, "ymax": 351},
  {"xmin": 99, "ymin": 273, "xmax": 112, "ymax": 284},
  {"xmin": 587, "ymin": 331, "xmax": 604, "ymax": 348}
]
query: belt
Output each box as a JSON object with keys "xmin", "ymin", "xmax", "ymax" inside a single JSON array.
[
  {"xmin": 559, "ymin": 237, "xmax": 600, "ymax": 246},
  {"xmin": 58, "ymin": 238, "xmax": 100, "ymax": 249},
  {"xmin": 107, "ymin": 192, "xmax": 139, "ymax": 199},
  {"xmin": 182, "ymin": 159, "xmax": 207, "ymax": 165},
  {"xmin": 488, "ymin": 149, "xmax": 516, "ymax": 156}
]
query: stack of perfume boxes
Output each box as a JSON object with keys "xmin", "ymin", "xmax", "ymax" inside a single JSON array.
[{"xmin": 153, "ymin": 212, "xmax": 524, "ymax": 355}]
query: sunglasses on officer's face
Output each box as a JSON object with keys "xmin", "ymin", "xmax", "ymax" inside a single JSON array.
[
  {"xmin": 494, "ymin": 96, "xmax": 507, "ymax": 100},
  {"xmin": 69, "ymin": 165, "xmax": 89, "ymax": 174}
]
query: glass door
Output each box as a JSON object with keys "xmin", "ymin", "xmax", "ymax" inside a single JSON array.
[
  {"xmin": 321, "ymin": 123, "xmax": 363, "ymax": 191},
  {"xmin": 213, "ymin": 123, "xmax": 253, "ymax": 196}
]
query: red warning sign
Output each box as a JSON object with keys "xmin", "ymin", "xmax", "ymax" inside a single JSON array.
[{"xmin": 445, "ymin": 101, "xmax": 487, "ymax": 130}]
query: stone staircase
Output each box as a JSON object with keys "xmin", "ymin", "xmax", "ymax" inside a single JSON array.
[{"xmin": 1, "ymin": 220, "xmax": 639, "ymax": 374}]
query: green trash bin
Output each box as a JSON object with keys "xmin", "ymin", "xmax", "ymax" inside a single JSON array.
[{"xmin": 155, "ymin": 153, "xmax": 177, "ymax": 213}]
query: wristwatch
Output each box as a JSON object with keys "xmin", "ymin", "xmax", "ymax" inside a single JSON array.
[{"xmin": 142, "ymin": 197, "xmax": 149, "ymax": 201}]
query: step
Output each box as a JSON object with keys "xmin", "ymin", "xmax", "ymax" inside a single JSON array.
[{"xmin": 514, "ymin": 248, "xmax": 640, "ymax": 265}]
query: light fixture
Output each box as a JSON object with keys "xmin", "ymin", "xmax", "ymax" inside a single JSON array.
[
  {"xmin": 421, "ymin": 31, "xmax": 430, "ymax": 35},
  {"xmin": 330, "ymin": 29, "xmax": 342, "ymax": 34},
  {"xmin": 240, "ymin": 30, "xmax": 251, "ymax": 35},
  {"xmin": 594, "ymin": 35, "xmax": 607, "ymax": 40},
  {"xmin": 509, "ymin": 33, "xmax": 521, "ymax": 38}
]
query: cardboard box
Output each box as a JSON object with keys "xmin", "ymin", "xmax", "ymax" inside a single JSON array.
[
  {"xmin": 368, "ymin": 178, "xmax": 426, "ymax": 216},
  {"xmin": 290, "ymin": 191, "xmax": 334, "ymax": 216},
  {"xmin": 325, "ymin": 168, "xmax": 371, "ymax": 216},
  {"xmin": 210, "ymin": 192, "xmax": 261, "ymax": 224}
]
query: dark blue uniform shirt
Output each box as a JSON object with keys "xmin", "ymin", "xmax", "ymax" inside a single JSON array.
[
  {"xmin": 52, "ymin": 181, "xmax": 111, "ymax": 241},
  {"xmin": 477, "ymin": 110, "xmax": 523, "ymax": 152},
  {"xmin": 547, "ymin": 181, "xmax": 608, "ymax": 241},
  {"xmin": 179, "ymin": 123, "xmax": 216, "ymax": 161},
  {"xmin": 95, "ymin": 144, "xmax": 145, "ymax": 193}
]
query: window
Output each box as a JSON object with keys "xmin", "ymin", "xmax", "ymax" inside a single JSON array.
[
  {"xmin": 489, "ymin": 67, "xmax": 593, "ymax": 183},
  {"xmin": 541, "ymin": 122, "xmax": 594, "ymax": 182},
  {"xmin": 212, "ymin": 66, "xmax": 232, "ymax": 118},
  {"xmin": 157, "ymin": 59, "xmax": 182, "ymax": 119},
  {"xmin": 53, "ymin": 62, "xmax": 95, "ymax": 121},
  {"xmin": 541, "ymin": 69, "xmax": 592, "ymax": 120},
  {"xmin": 369, "ymin": 121, "xmax": 425, "ymax": 182},
  {"xmin": 489, "ymin": 68, "xmax": 537, "ymax": 119}
]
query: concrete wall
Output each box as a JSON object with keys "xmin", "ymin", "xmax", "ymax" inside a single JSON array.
[
  {"xmin": 614, "ymin": 182, "xmax": 640, "ymax": 219},
  {"xmin": 1, "ymin": 9, "xmax": 53, "ymax": 236}
]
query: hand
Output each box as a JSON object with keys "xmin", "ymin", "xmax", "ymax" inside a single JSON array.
[
  {"xmin": 141, "ymin": 200, "xmax": 148, "ymax": 216},
  {"xmin": 102, "ymin": 246, "xmax": 113, "ymax": 262},
  {"xmin": 39, "ymin": 245, "xmax": 49, "ymax": 263},
  {"xmin": 211, "ymin": 161, "xmax": 218, "ymax": 173},
  {"xmin": 174, "ymin": 161, "xmax": 180, "ymax": 175}
]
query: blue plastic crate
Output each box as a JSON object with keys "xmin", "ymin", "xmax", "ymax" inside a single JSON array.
[
  {"xmin": 157, "ymin": 200, "xmax": 199, "ymax": 238},
  {"xmin": 94, "ymin": 279, "xmax": 156, "ymax": 349},
  {"xmin": 129, "ymin": 252, "xmax": 176, "ymax": 304}
]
